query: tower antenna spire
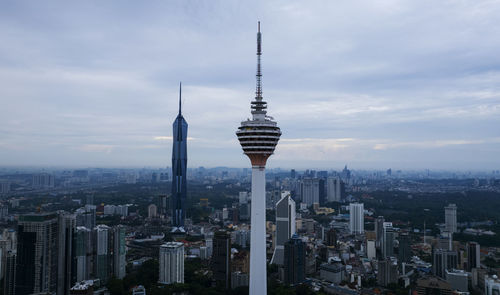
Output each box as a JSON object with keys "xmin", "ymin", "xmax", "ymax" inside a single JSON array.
[
  {"xmin": 179, "ymin": 82, "xmax": 182, "ymax": 115},
  {"xmin": 256, "ymin": 21, "xmax": 262, "ymax": 101}
]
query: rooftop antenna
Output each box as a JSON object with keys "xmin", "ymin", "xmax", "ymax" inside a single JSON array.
[{"xmin": 179, "ymin": 82, "xmax": 182, "ymax": 115}]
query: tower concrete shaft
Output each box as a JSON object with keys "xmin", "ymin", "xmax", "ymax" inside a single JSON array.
[{"xmin": 236, "ymin": 22, "xmax": 281, "ymax": 295}]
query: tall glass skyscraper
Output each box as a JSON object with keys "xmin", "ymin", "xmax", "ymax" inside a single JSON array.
[{"xmin": 172, "ymin": 83, "xmax": 188, "ymax": 232}]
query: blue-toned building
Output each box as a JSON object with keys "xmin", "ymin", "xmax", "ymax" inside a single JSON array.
[{"xmin": 171, "ymin": 83, "xmax": 188, "ymax": 231}]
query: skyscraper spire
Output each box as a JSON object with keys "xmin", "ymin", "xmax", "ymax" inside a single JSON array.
[{"xmin": 179, "ymin": 82, "xmax": 182, "ymax": 115}]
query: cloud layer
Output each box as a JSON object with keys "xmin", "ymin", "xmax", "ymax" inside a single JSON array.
[{"xmin": 1, "ymin": 0, "xmax": 500, "ymax": 169}]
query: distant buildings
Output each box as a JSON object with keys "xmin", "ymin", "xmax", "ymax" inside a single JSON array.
[
  {"xmin": 271, "ymin": 194, "xmax": 296, "ymax": 265},
  {"xmin": 398, "ymin": 233, "xmax": 412, "ymax": 264},
  {"xmin": 95, "ymin": 224, "xmax": 110, "ymax": 283},
  {"xmin": 416, "ymin": 276, "xmax": 453, "ymax": 295},
  {"xmin": 284, "ymin": 234, "xmax": 305, "ymax": 286},
  {"xmin": 148, "ymin": 204, "xmax": 158, "ymax": 219},
  {"xmin": 113, "ymin": 225, "xmax": 126, "ymax": 279},
  {"xmin": 444, "ymin": 204, "xmax": 457, "ymax": 233},
  {"xmin": 32, "ymin": 172, "xmax": 55, "ymax": 188},
  {"xmin": 159, "ymin": 242, "xmax": 185, "ymax": 284},
  {"xmin": 349, "ymin": 203, "xmax": 364, "ymax": 234}
]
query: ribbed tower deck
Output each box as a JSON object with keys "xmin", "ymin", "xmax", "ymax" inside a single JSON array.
[{"xmin": 236, "ymin": 22, "xmax": 281, "ymax": 295}]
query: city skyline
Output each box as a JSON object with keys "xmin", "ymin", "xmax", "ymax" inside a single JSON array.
[{"xmin": 1, "ymin": 1, "xmax": 500, "ymax": 169}]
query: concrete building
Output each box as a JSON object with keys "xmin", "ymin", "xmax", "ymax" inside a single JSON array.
[
  {"xmin": 235, "ymin": 22, "xmax": 281, "ymax": 295},
  {"xmin": 57, "ymin": 212, "xmax": 76, "ymax": 295},
  {"xmin": 231, "ymin": 271, "xmax": 249, "ymax": 289},
  {"xmin": 320, "ymin": 263, "xmax": 345, "ymax": 284},
  {"xmin": 349, "ymin": 203, "xmax": 364, "ymax": 234},
  {"xmin": 398, "ymin": 232, "xmax": 411, "ymax": 263},
  {"xmin": 485, "ymin": 275, "xmax": 500, "ymax": 295},
  {"xmin": 444, "ymin": 204, "xmax": 457, "ymax": 233},
  {"xmin": 74, "ymin": 226, "xmax": 92, "ymax": 281},
  {"xmin": 416, "ymin": 276, "xmax": 453, "ymax": 295},
  {"xmin": 271, "ymin": 194, "xmax": 296, "ymax": 265},
  {"xmin": 159, "ymin": 242, "xmax": 185, "ymax": 284},
  {"xmin": 433, "ymin": 249, "xmax": 458, "ymax": 278},
  {"xmin": 132, "ymin": 285, "xmax": 146, "ymax": 295}
]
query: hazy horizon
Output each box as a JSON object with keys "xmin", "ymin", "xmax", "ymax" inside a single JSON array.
[{"xmin": 1, "ymin": 1, "xmax": 500, "ymax": 170}]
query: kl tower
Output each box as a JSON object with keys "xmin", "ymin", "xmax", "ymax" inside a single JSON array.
[{"xmin": 236, "ymin": 22, "xmax": 281, "ymax": 295}]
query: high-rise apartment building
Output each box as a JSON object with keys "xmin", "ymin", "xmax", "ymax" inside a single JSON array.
[
  {"xmin": 15, "ymin": 213, "xmax": 59, "ymax": 294},
  {"xmin": 271, "ymin": 194, "xmax": 296, "ymax": 265},
  {"xmin": 95, "ymin": 224, "xmax": 110, "ymax": 283},
  {"xmin": 113, "ymin": 225, "xmax": 126, "ymax": 279},
  {"xmin": 235, "ymin": 22, "xmax": 281, "ymax": 295},
  {"xmin": 171, "ymin": 84, "xmax": 188, "ymax": 232},
  {"xmin": 326, "ymin": 176, "xmax": 342, "ymax": 202},
  {"xmin": 377, "ymin": 258, "xmax": 398, "ymax": 287},
  {"xmin": 32, "ymin": 172, "xmax": 55, "ymax": 188},
  {"xmin": 74, "ymin": 226, "xmax": 92, "ymax": 281},
  {"xmin": 212, "ymin": 231, "xmax": 231, "ymax": 289},
  {"xmin": 349, "ymin": 203, "xmax": 364, "ymax": 234},
  {"xmin": 444, "ymin": 204, "xmax": 457, "ymax": 233},
  {"xmin": 159, "ymin": 242, "xmax": 184, "ymax": 284},
  {"xmin": 467, "ymin": 242, "xmax": 480, "ymax": 271},
  {"xmin": 284, "ymin": 234, "xmax": 306, "ymax": 286},
  {"xmin": 301, "ymin": 178, "xmax": 320, "ymax": 206}
]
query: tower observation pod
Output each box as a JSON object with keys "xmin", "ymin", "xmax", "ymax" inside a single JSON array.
[{"xmin": 236, "ymin": 22, "xmax": 281, "ymax": 295}]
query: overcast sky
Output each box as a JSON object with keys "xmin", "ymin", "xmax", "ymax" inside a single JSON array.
[{"xmin": 1, "ymin": 0, "xmax": 499, "ymax": 170}]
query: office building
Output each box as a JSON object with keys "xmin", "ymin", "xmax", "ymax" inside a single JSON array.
[
  {"xmin": 467, "ymin": 241, "xmax": 480, "ymax": 271},
  {"xmin": 320, "ymin": 263, "xmax": 345, "ymax": 284},
  {"xmin": 15, "ymin": 213, "xmax": 59, "ymax": 294},
  {"xmin": 398, "ymin": 233, "xmax": 411, "ymax": 264},
  {"xmin": 271, "ymin": 194, "xmax": 296, "ymax": 265},
  {"xmin": 433, "ymin": 248, "xmax": 458, "ymax": 278},
  {"xmin": 284, "ymin": 234, "xmax": 306, "ymax": 286},
  {"xmin": 113, "ymin": 225, "xmax": 126, "ymax": 279},
  {"xmin": 171, "ymin": 83, "xmax": 188, "ymax": 232},
  {"xmin": 159, "ymin": 242, "xmax": 184, "ymax": 284},
  {"xmin": 382, "ymin": 222, "xmax": 395, "ymax": 258},
  {"xmin": 3, "ymin": 250, "xmax": 16, "ymax": 295},
  {"xmin": 325, "ymin": 228, "xmax": 337, "ymax": 247},
  {"xmin": 58, "ymin": 212, "xmax": 76, "ymax": 295},
  {"xmin": 349, "ymin": 203, "xmax": 364, "ymax": 234},
  {"xmin": 445, "ymin": 269, "xmax": 469, "ymax": 292},
  {"xmin": 416, "ymin": 276, "xmax": 453, "ymax": 295},
  {"xmin": 231, "ymin": 271, "xmax": 249, "ymax": 289},
  {"xmin": 375, "ymin": 216, "xmax": 385, "ymax": 250},
  {"xmin": 444, "ymin": 204, "xmax": 457, "ymax": 233},
  {"xmin": 377, "ymin": 258, "xmax": 398, "ymax": 287},
  {"xmin": 212, "ymin": 231, "xmax": 231, "ymax": 289},
  {"xmin": 235, "ymin": 22, "xmax": 281, "ymax": 295}
]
